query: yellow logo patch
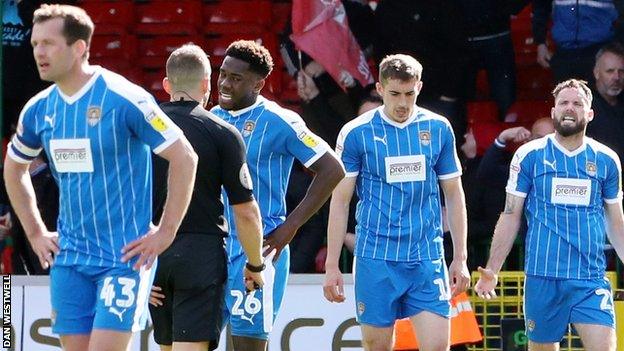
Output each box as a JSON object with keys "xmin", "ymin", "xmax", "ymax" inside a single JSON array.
[
  {"xmin": 298, "ymin": 131, "xmax": 318, "ymax": 148},
  {"xmin": 146, "ymin": 111, "xmax": 168, "ymax": 132}
]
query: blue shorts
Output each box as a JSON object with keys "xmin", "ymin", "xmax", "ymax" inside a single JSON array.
[
  {"xmin": 354, "ymin": 257, "xmax": 451, "ymax": 327},
  {"xmin": 223, "ymin": 246, "xmax": 289, "ymax": 340},
  {"xmin": 524, "ymin": 275, "xmax": 615, "ymax": 343},
  {"xmin": 50, "ymin": 264, "xmax": 156, "ymax": 335}
]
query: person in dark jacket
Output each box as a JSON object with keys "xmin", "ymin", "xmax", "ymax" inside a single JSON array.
[{"xmin": 533, "ymin": 0, "xmax": 618, "ymax": 83}]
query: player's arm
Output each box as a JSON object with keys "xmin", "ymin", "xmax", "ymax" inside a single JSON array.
[
  {"xmin": 475, "ymin": 193, "xmax": 526, "ymax": 299},
  {"xmin": 4, "ymin": 156, "xmax": 59, "ymax": 269},
  {"xmin": 232, "ymin": 200, "xmax": 265, "ymax": 290},
  {"xmin": 264, "ymin": 152, "xmax": 345, "ymax": 259},
  {"xmin": 122, "ymin": 138, "xmax": 198, "ymax": 270},
  {"xmin": 440, "ymin": 176, "xmax": 470, "ymax": 296},
  {"xmin": 323, "ymin": 176, "xmax": 356, "ymax": 303},
  {"xmin": 605, "ymin": 200, "xmax": 624, "ymax": 263}
]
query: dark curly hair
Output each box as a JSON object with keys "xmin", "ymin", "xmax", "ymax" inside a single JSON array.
[{"xmin": 225, "ymin": 40, "xmax": 274, "ymax": 78}]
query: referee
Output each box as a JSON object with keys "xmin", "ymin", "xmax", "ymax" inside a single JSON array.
[{"xmin": 150, "ymin": 44, "xmax": 265, "ymax": 351}]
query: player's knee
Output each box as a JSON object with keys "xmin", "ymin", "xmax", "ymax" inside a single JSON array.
[
  {"xmin": 361, "ymin": 336, "xmax": 393, "ymax": 351},
  {"xmin": 413, "ymin": 335, "xmax": 449, "ymax": 351}
]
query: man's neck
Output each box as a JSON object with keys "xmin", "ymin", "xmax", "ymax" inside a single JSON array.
[
  {"xmin": 554, "ymin": 132, "xmax": 585, "ymax": 152},
  {"xmin": 56, "ymin": 62, "xmax": 94, "ymax": 97}
]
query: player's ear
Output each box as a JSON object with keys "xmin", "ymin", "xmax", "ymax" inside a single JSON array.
[
  {"xmin": 73, "ymin": 39, "xmax": 88, "ymax": 60},
  {"xmin": 376, "ymin": 81, "xmax": 384, "ymax": 96},
  {"xmin": 162, "ymin": 77, "xmax": 172, "ymax": 95},
  {"xmin": 253, "ymin": 78, "xmax": 265, "ymax": 94}
]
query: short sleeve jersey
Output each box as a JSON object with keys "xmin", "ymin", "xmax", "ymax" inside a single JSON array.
[
  {"xmin": 152, "ymin": 101, "xmax": 254, "ymax": 237},
  {"xmin": 506, "ymin": 134, "xmax": 622, "ymax": 279},
  {"xmin": 8, "ymin": 66, "xmax": 181, "ymax": 267},
  {"xmin": 336, "ymin": 106, "xmax": 462, "ymax": 262},
  {"xmin": 211, "ymin": 96, "xmax": 331, "ymax": 259}
]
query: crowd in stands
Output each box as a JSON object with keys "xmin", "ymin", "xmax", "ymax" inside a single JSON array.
[{"xmin": 2, "ymin": 0, "xmax": 624, "ymax": 279}]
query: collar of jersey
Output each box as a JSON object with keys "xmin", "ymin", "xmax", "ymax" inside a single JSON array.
[
  {"xmin": 228, "ymin": 96, "xmax": 265, "ymax": 117},
  {"xmin": 549, "ymin": 134, "xmax": 587, "ymax": 157},
  {"xmin": 56, "ymin": 65, "xmax": 101, "ymax": 105},
  {"xmin": 378, "ymin": 106, "xmax": 418, "ymax": 129}
]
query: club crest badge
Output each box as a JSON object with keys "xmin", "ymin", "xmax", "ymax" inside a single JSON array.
[
  {"xmin": 586, "ymin": 162, "xmax": 597, "ymax": 177},
  {"xmin": 357, "ymin": 302, "xmax": 365, "ymax": 316},
  {"xmin": 242, "ymin": 120, "xmax": 255, "ymax": 137},
  {"xmin": 87, "ymin": 106, "xmax": 102, "ymax": 126},
  {"xmin": 419, "ymin": 131, "xmax": 431, "ymax": 145}
]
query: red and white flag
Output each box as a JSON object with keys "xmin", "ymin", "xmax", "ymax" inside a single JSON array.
[{"xmin": 290, "ymin": 0, "xmax": 374, "ymax": 89}]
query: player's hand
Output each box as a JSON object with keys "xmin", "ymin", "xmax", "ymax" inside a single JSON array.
[
  {"xmin": 474, "ymin": 266, "xmax": 499, "ymax": 300},
  {"xmin": 243, "ymin": 268, "xmax": 265, "ymax": 294},
  {"xmin": 149, "ymin": 285, "xmax": 166, "ymax": 307},
  {"xmin": 498, "ymin": 126, "xmax": 531, "ymax": 144},
  {"xmin": 28, "ymin": 230, "xmax": 60, "ymax": 270},
  {"xmin": 537, "ymin": 43, "xmax": 552, "ymax": 68},
  {"xmin": 121, "ymin": 224, "xmax": 175, "ymax": 270},
  {"xmin": 262, "ymin": 225, "xmax": 296, "ymax": 262},
  {"xmin": 448, "ymin": 259, "xmax": 470, "ymax": 297},
  {"xmin": 323, "ymin": 268, "xmax": 346, "ymax": 303}
]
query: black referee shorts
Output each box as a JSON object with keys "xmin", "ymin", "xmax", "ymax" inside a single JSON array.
[{"xmin": 149, "ymin": 233, "xmax": 227, "ymax": 349}]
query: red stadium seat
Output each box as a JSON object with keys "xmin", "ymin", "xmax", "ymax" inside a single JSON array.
[
  {"xmin": 203, "ymin": 1, "xmax": 272, "ymax": 35},
  {"xmin": 271, "ymin": 2, "xmax": 292, "ymax": 33},
  {"xmin": 505, "ymin": 100, "xmax": 553, "ymax": 126},
  {"xmin": 510, "ymin": 20, "xmax": 537, "ymax": 66},
  {"xmin": 91, "ymin": 34, "xmax": 138, "ymax": 61},
  {"xmin": 516, "ymin": 65, "xmax": 554, "ymax": 100},
  {"xmin": 143, "ymin": 70, "xmax": 168, "ymax": 102},
  {"xmin": 138, "ymin": 35, "xmax": 205, "ymax": 69},
  {"xmin": 135, "ymin": 1, "xmax": 202, "ymax": 36},
  {"xmin": 80, "ymin": 1, "xmax": 134, "ymax": 35},
  {"xmin": 466, "ymin": 101, "xmax": 499, "ymax": 125}
]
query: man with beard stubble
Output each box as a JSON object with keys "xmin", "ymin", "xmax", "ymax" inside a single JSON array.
[{"xmin": 475, "ymin": 79, "xmax": 624, "ymax": 350}]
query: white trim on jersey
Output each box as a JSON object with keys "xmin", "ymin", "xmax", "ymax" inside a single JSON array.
[
  {"xmin": 132, "ymin": 263, "xmax": 156, "ymax": 332},
  {"xmin": 438, "ymin": 171, "xmax": 462, "ymax": 180},
  {"xmin": 56, "ymin": 68, "xmax": 101, "ymax": 104},
  {"xmin": 378, "ymin": 107, "xmax": 417, "ymax": 129},
  {"xmin": 6, "ymin": 145, "xmax": 34, "ymax": 164},
  {"xmin": 262, "ymin": 253, "xmax": 277, "ymax": 333}
]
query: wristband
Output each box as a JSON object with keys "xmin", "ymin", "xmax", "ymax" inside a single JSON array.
[{"xmin": 246, "ymin": 261, "xmax": 266, "ymax": 272}]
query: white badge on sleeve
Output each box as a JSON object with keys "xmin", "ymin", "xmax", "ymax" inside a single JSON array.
[
  {"xmin": 385, "ymin": 155, "xmax": 426, "ymax": 183},
  {"xmin": 49, "ymin": 138, "xmax": 94, "ymax": 173}
]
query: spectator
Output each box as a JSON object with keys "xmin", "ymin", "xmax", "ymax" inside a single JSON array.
[
  {"xmin": 587, "ymin": 42, "xmax": 624, "ymax": 160},
  {"xmin": 533, "ymin": 0, "xmax": 618, "ymax": 83},
  {"xmin": 458, "ymin": 0, "xmax": 530, "ymax": 117}
]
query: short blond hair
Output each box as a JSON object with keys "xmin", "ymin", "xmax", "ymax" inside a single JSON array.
[
  {"xmin": 379, "ymin": 54, "xmax": 423, "ymax": 85},
  {"xmin": 552, "ymin": 79, "xmax": 593, "ymax": 106},
  {"xmin": 166, "ymin": 44, "xmax": 211, "ymax": 91}
]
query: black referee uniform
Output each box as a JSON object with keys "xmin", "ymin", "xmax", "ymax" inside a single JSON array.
[{"xmin": 150, "ymin": 100, "xmax": 254, "ymax": 349}]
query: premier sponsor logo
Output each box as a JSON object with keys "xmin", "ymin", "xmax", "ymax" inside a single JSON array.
[
  {"xmin": 389, "ymin": 162, "xmax": 422, "ymax": 176},
  {"xmin": 554, "ymin": 184, "xmax": 587, "ymax": 197},
  {"xmin": 551, "ymin": 177, "xmax": 591, "ymax": 206},
  {"xmin": 49, "ymin": 139, "xmax": 94, "ymax": 173},
  {"xmin": 385, "ymin": 155, "xmax": 426, "ymax": 183},
  {"xmin": 54, "ymin": 148, "xmax": 88, "ymax": 162}
]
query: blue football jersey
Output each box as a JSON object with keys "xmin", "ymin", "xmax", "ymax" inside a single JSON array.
[
  {"xmin": 211, "ymin": 96, "xmax": 331, "ymax": 259},
  {"xmin": 337, "ymin": 106, "xmax": 462, "ymax": 262},
  {"xmin": 9, "ymin": 66, "xmax": 181, "ymax": 267},
  {"xmin": 506, "ymin": 135, "xmax": 622, "ymax": 279}
]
